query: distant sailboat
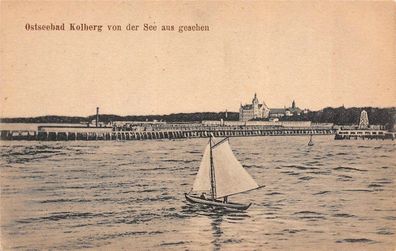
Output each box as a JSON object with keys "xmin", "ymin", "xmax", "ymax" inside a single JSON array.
[
  {"xmin": 185, "ymin": 136, "xmax": 264, "ymax": 210},
  {"xmin": 308, "ymin": 134, "xmax": 314, "ymax": 146}
]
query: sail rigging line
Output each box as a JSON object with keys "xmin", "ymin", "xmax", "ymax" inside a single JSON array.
[
  {"xmin": 209, "ymin": 136, "xmax": 216, "ymax": 200},
  {"xmin": 214, "ymin": 185, "xmax": 265, "ymax": 199},
  {"xmin": 211, "ymin": 137, "xmax": 229, "ymax": 149}
]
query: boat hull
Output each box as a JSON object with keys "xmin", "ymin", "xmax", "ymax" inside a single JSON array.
[{"xmin": 185, "ymin": 194, "xmax": 252, "ymax": 210}]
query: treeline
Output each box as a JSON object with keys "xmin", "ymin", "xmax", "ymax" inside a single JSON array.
[
  {"xmin": 1, "ymin": 107, "xmax": 394, "ymax": 126},
  {"xmin": 0, "ymin": 115, "xmax": 86, "ymax": 124},
  {"xmin": 280, "ymin": 107, "xmax": 395, "ymax": 126},
  {"xmin": 0, "ymin": 112, "xmax": 239, "ymax": 124},
  {"xmin": 87, "ymin": 112, "xmax": 239, "ymax": 123}
]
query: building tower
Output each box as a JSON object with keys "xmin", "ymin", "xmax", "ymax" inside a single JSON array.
[
  {"xmin": 358, "ymin": 110, "xmax": 369, "ymax": 129},
  {"xmin": 252, "ymin": 93, "xmax": 259, "ymax": 118},
  {"xmin": 292, "ymin": 100, "xmax": 296, "ymax": 109},
  {"xmin": 239, "ymin": 93, "xmax": 270, "ymax": 121},
  {"xmin": 252, "ymin": 93, "xmax": 259, "ymax": 107}
]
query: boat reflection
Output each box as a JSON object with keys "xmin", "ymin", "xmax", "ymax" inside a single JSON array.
[{"xmin": 181, "ymin": 203, "xmax": 250, "ymax": 250}]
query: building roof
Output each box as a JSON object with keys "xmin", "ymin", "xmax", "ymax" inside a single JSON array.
[
  {"xmin": 241, "ymin": 104, "xmax": 266, "ymax": 110},
  {"xmin": 288, "ymin": 107, "xmax": 302, "ymax": 113},
  {"xmin": 270, "ymin": 108, "xmax": 286, "ymax": 114},
  {"xmin": 240, "ymin": 93, "xmax": 271, "ymax": 111},
  {"xmin": 270, "ymin": 107, "xmax": 302, "ymax": 114},
  {"xmin": 241, "ymin": 104, "xmax": 253, "ymax": 109}
]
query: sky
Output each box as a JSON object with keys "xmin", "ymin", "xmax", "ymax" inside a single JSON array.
[{"xmin": 1, "ymin": 1, "xmax": 395, "ymax": 117}]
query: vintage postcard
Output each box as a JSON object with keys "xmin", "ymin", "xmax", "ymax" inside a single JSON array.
[{"xmin": 1, "ymin": 1, "xmax": 395, "ymax": 250}]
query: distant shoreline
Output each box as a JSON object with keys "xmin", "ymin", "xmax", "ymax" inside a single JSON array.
[{"xmin": 0, "ymin": 106, "xmax": 394, "ymax": 126}]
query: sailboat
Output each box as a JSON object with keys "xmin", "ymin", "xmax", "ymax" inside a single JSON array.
[
  {"xmin": 308, "ymin": 134, "xmax": 314, "ymax": 146},
  {"xmin": 185, "ymin": 136, "xmax": 264, "ymax": 210}
]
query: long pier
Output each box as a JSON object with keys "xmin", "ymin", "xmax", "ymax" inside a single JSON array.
[
  {"xmin": 0, "ymin": 126, "xmax": 335, "ymax": 141},
  {"xmin": 335, "ymin": 129, "xmax": 395, "ymax": 140}
]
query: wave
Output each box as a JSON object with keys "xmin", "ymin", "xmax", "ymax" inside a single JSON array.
[
  {"xmin": 16, "ymin": 211, "xmax": 97, "ymax": 223},
  {"xmin": 375, "ymin": 179, "xmax": 393, "ymax": 184},
  {"xmin": 299, "ymin": 176, "xmax": 314, "ymax": 181},
  {"xmin": 161, "ymin": 159, "xmax": 197, "ymax": 164},
  {"xmin": 332, "ymin": 213, "xmax": 356, "ymax": 218},
  {"xmin": 376, "ymin": 228, "xmax": 394, "ymax": 235},
  {"xmin": 160, "ymin": 241, "xmax": 189, "ymax": 246},
  {"xmin": 265, "ymin": 192, "xmax": 283, "ymax": 196},
  {"xmin": 313, "ymin": 191, "xmax": 331, "ymax": 195},
  {"xmin": 358, "ymin": 145, "xmax": 372, "ymax": 149},
  {"xmin": 281, "ymin": 171, "xmax": 300, "ymax": 176},
  {"xmin": 40, "ymin": 198, "xmax": 91, "ymax": 203},
  {"xmin": 307, "ymin": 170, "xmax": 331, "ymax": 175},
  {"xmin": 294, "ymin": 211, "xmax": 323, "ymax": 215},
  {"xmin": 282, "ymin": 229, "xmax": 307, "ymax": 234},
  {"xmin": 368, "ymin": 183, "xmax": 383, "ymax": 188},
  {"xmin": 334, "ymin": 166, "xmax": 367, "ymax": 172},
  {"xmin": 336, "ymin": 238, "xmax": 375, "ymax": 243},
  {"xmin": 337, "ymin": 174, "xmax": 353, "ymax": 180},
  {"xmin": 343, "ymin": 189, "xmax": 372, "ymax": 192}
]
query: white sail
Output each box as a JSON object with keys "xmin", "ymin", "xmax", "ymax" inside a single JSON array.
[
  {"xmin": 212, "ymin": 141, "xmax": 258, "ymax": 198},
  {"xmin": 192, "ymin": 144, "xmax": 211, "ymax": 192}
]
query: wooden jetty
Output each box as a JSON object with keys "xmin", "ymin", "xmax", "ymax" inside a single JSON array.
[
  {"xmin": 335, "ymin": 129, "xmax": 395, "ymax": 140},
  {"xmin": 0, "ymin": 125, "xmax": 335, "ymax": 141}
]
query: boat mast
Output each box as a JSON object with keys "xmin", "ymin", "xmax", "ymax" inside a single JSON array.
[{"xmin": 209, "ymin": 135, "xmax": 216, "ymax": 200}]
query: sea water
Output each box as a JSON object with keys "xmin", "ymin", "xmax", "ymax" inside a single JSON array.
[{"xmin": 0, "ymin": 136, "xmax": 395, "ymax": 250}]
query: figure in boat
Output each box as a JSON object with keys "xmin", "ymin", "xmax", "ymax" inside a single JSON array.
[
  {"xmin": 308, "ymin": 134, "xmax": 314, "ymax": 146},
  {"xmin": 185, "ymin": 136, "xmax": 263, "ymax": 210}
]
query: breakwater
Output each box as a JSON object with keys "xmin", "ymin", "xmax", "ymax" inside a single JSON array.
[
  {"xmin": 335, "ymin": 129, "xmax": 395, "ymax": 140},
  {"xmin": 0, "ymin": 125, "xmax": 335, "ymax": 141}
]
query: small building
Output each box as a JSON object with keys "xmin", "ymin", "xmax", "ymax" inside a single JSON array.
[
  {"xmin": 269, "ymin": 100, "xmax": 302, "ymax": 118},
  {"xmin": 269, "ymin": 108, "xmax": 288, "ymax": 118},
  {"xmin": 358, "ymin": 110, "xmax": 369, "ymax": 129}
]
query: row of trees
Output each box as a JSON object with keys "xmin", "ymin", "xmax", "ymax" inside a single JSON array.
[
  {"xmin": 0, "ymin": 112, "xmax": 239, "ymax": 124},
  {"xmin": 0, "ymin": 115, "xmax": 86, "ymax": 124},
  {"xmin": 302, "ymin": 107, "xmax": 394, "ymax": 125},
  {"xmin": 86, "ymin": 112, "xmax": 240, "ymax": 123}
]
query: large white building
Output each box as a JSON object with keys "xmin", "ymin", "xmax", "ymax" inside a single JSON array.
[
  {"xmin": 239, "ymin": 94, "xmax": 305, "ymax": 121},
  {"xmin": 239, "ymin": 93, "xmax": 270, "ymax": 121}
]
